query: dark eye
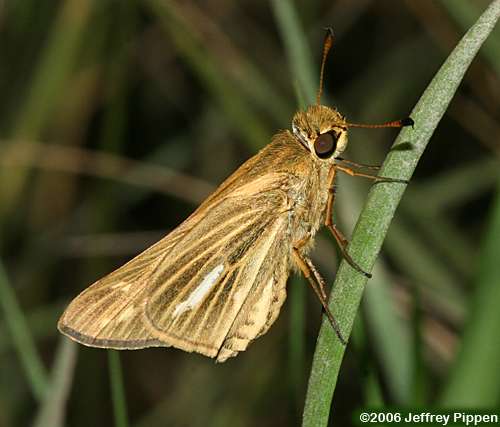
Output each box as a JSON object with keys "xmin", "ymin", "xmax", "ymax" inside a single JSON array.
[{"xmin": 314, "ymin": 132, "xmax": 337, "ymax": 159}]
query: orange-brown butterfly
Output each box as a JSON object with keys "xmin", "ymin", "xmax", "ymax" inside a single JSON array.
[{"xmin": 58, "ymin": 29, "xmax": 413, "ymax": 362}]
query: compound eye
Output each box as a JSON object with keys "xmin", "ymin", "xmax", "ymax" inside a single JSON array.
[{"xmin": 314, "ymin": 132, "xmax": 337, "ymax": 158}]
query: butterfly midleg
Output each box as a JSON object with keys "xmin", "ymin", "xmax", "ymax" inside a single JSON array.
[
  {"xmin": 325, "ymin": 167, "xmax": 372, "ymax": 278},
  {"xmin": 292, "ymin": 236, "xmax": 346, "ymax": 344}
]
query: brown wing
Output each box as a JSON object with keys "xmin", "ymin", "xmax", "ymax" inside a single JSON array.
[
  {"xmin": 58, "ymin": 173, "xmax": 299, "ymax": 361},
  {"xmin": 57, "ymin": 225, "xmax": 189, "ymax": 349}
]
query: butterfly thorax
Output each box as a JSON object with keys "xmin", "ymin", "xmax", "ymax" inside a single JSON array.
[{"xmin": 264, "ymin": 132, "xmax": 333, "ymax": 253}]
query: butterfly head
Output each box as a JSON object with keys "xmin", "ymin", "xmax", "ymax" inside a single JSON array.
[
  {"xmin": 291, "ymin": 28, "xmax": 413, "ymax": 162},
  {"xmin": 292, "ymin": 105, "xmax": 348, "ymax": 161},
  {"xmin": 289, "ymin": 29, "xmax": 348, "ymax": 162}
]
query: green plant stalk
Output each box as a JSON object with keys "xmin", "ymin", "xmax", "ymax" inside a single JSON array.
[
  {"xmin": 108, "ymin": 351, "xmax": 129, "ymax": 427},
  {"xmin": 0, "ymin": 260, "xmax": 49, "ymax": 401},
  {"xmin": 302, "ymin": 1, "xmax": 500, "ymax": 425}
]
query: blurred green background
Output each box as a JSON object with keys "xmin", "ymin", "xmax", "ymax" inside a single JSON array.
[{"xmin": 1, "ymin": 0, "xmax": 499, "ymax": 426}]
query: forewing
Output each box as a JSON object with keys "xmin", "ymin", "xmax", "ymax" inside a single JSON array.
[
  {"xmin": 143, "ymin": 176, "xmax": 294, "ymax": 359},
  {"xmin": 59, "ymin": 173, "xmax": 297, "ymax": 360},
  {"xmin": 57, "ymin": 225, "xmax": 191, "ymax": 349}
]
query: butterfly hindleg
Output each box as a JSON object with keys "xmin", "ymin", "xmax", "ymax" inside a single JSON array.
[{"xmin": 292, "ymin": 236, "xmax": 346, "ymax": 345}]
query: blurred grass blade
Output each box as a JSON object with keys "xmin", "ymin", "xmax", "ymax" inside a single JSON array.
[
  {"xmin": 0, "ymin": 0, "xmax": 93, "ymax": 218},
  {"xmin": 302, "ymin": 1, "xmax": 500, "ymax": 426},
  {"xmin": 12, "ymin": 0, "xmax": 93, "ymax": 139},
  {"xmin": 33, "ymin": 339, "xmax": 78, "ymax": 427},
  {"xmin": 364, "ymin": 370, "xmax": 384, "ymax": 407},
  {"xmin": 288, "ymin": 276, "xmax": 306, "ymax": 415},
  {"xmin": 0, "ymin": 301, "xmax": 65, "ymax": 354},
  {"xmin": 440, "ymin": 180, "xmax": 500, "ymax": 407},
  {"xmin": 172, "ymin": 1, "xmax": 291, "ymax": 123},
  {"xmin": 363, "ymin": 268, "xmax": 412, "ymax": 403},
  {"xmin": 385, "ymin": 218, "xmax": 465, "ymax": 322},
  {"xmin": 405, "ymin": 213, "xmax": 474, "ymax": 279},
  {"xmin": 0, "ymin": 141, "xmax": 214, "ymax": 206},
  {"xmin": 406, "ymin": 158, "xmax": 500, "ymax": 214},
  {"xmin": 108, "ymin": 351, "xmax": 129, "ymax": 427},
  {"xmin": 270, "ymin": 0, "xmax": 316, "ymax": 105},
  {"xmin": 146, "ymin": 0, "xmax": 270, "ymax": 152},
  {"xmin": 439, "ymin": 0, "xmax": 500, "ymax": 74},
  {"xmin": 0, "ymin": 260, "xmax": 49, "ymax": 400}
]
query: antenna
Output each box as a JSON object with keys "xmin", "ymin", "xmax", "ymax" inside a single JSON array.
[
  {"xmin": 345, "ymin": 117, "xmax": 414, "ymax": 129},
  {"xmin": 316, "ymin": 27, "xmax": 334, "ymax": 106}
]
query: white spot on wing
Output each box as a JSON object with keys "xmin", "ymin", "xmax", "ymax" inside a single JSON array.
[
  {"xmin": 232, "ymin": 286, "xmax": 247, "ymax": 306},
  {"xmin": 172, "ymin": 264, "xmax": 224, "ymax": 318},
  {"xmin": 116, "ymin": 305, "xmax": 136, "ymax": 323},
  {"xmin": 111, "ymin": 281, "xmax": 132, "ymax": 292}
]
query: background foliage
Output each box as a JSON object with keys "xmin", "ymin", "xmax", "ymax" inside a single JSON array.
[{"xmin": 0, "ymin": 1, "xmax": 499, "ymax": 426}]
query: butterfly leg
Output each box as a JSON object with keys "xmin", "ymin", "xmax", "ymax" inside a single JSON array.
[
  {"xmin": 325, "ymin": 168, "xmax": 373, "ymax": 278},
  {"xmin": 304, "ymin": 256, "xmax": 328, "ymax": 300},
  {"xmin": 334, "ymin": 157, "xmax": 381, "ymax": 170},
  {"xmin": 335, "ymin": 164, "xmax": 409, "ymax": 184},
  {"xmin": 292, "ymin": 237, "xmax": 346, "ymax": 345}
]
